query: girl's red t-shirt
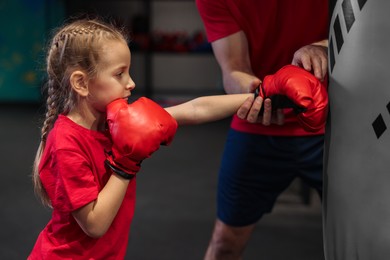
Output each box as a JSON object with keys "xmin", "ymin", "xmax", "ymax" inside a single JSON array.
[{"xmin": 29, "ymin": 115, "xmax": 136, "ymax": 259}]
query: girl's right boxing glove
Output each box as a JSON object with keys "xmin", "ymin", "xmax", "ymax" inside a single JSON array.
[{"xmin": 256, "ymin": 65, "xmax": 328, "ymax": 132}]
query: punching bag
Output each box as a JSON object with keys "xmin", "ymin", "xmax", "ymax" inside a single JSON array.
[{"xmin": 324, "ymin": 0, "xmax": 390, "ymax": 259}]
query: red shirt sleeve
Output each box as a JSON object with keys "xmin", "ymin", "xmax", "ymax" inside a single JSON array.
[
  {"xmin": 42, "ymin": 148, "xmax": 99, "ymax": 212},
  {"xmin": 196, "ymin": 0, "xmax": 241, "ymax": 42}
]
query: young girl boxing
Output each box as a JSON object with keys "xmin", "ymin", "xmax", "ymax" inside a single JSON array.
[{"xmin": 28, "ymin": 18, "xmax": 253, "ymax": 259}]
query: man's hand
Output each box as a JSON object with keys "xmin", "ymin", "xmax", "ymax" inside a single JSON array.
[
  {"xmin": 291, "ymin": 40, "xmax": 328, "ymax": 82},
  {"xmin": 237, "ymin": 95, "xmax": 284, "ymax": 125}
]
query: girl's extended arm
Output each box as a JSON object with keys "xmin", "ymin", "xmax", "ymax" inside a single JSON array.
[
  {"xmin": 165, "ymin": 93, "xmax": 253, "ymax": 125},
  {"xmin": 72, "ymin": 174, "xmax": 130, "ymax": 238}
]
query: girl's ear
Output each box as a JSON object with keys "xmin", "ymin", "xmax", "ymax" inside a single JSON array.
[{"xmin": 70, "ymin": 70, "xmax": 89, "ymax": 97}]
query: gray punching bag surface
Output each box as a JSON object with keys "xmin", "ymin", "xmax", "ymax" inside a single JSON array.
[{"xmin": 324, "ymin": 0, "xmax": 390, "ymax": 259}]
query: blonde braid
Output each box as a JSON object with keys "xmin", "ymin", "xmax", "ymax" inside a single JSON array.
[{"xmin": 32, "ymin": 18, "xmax": 129, "ymax": 207}]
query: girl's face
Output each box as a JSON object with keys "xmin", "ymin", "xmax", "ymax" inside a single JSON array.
[{"xmin": 88, "ymin": 39, "xmax": 135, "ymax": 112}]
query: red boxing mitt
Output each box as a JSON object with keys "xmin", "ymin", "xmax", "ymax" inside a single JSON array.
[
  {"xmin": 256, "ymin": 65, "xmax": 328, "ymax": 132},
  {"xmin": 105, "ymin": 98, "xmax": 178, "ymax": 178}
]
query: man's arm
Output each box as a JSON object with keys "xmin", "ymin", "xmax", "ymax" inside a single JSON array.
[
  {"xmin": 211, "ymin": 31, "xmax": 277, "ymax": 124},
  {"xmin": 211, "ymin": 31, "xmax": 260, "ymax": 94}
]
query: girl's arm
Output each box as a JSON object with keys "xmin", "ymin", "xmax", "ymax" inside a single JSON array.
[
  {"xmin": 72, "ymin": 174, "xmax": 130, "ymax": 238},
  {"xmin": 165, "ymin": 93, "xmax": 253, "ymax": 125}
]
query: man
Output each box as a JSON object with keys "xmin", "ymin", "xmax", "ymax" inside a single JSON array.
[{"xmin": 196, "ymin": 0, "xmax": 329, "ymax": 259}]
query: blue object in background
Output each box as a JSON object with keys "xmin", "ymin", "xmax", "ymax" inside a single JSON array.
[{"xmin": 0, "ymin": 0, "xmax": 64, "ymax": 103}]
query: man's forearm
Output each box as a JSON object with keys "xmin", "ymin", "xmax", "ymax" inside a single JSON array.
[{"xmin": 223, "ymin": 70, "xmax": 260, "ymax": 94}]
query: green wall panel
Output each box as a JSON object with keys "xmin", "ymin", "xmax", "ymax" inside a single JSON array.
[{"xmin": 0, "ymin": 0, "xmax": 64, "ymax": 102}]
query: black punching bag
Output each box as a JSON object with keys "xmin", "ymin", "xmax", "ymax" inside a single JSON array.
[{"xmin": 324, "ymin": 0, "xmax": 390, "ymax": 259}]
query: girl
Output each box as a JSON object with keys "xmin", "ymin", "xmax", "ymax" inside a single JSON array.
[{"xmin": 29, "ymin": 18, "xmax": 253, "ymax": 259}]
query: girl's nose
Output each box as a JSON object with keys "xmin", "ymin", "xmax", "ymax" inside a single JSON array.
[{"xmin": 127, "ymin": 78, "xmax": 135, "ymax": 90}]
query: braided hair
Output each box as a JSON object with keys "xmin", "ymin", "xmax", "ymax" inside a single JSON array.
[{"xmin": 32, "ymin": 18, "xmax": 128, "ymax": 207}]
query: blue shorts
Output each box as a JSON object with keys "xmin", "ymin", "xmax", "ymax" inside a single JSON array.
[{"xmin": 217, "ymin": 129, "xmax": 324, "ymax": 227}]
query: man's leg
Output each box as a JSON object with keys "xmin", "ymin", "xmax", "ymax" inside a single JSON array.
[
  {"xmin": 207, "ymin": 131, "xmax": 296, "ymax": 259},
  {"xmin": 204, "ymin": 219, "xmax": 256, "ymax": 260}
]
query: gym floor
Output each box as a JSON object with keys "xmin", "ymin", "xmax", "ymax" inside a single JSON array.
[{"xmin": 0, "ymin": 103, "xmax": 324, "ymax": 260}]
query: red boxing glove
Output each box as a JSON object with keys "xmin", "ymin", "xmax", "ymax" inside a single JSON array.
[
  {"xmin": 256, "ymin": 65, "xmax": 328, "ymax": 132},
  {"xmin": 105, "ymin": 98, "xmax": 178, "ymax": 178}
]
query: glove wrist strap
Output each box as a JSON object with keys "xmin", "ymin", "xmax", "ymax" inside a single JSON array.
[
  {"xmin": 254, "ymin": 83, "xmax": 261, "ymax": 98},
  {"xmin": 105, "ymin": 160, "xmax": 135, "ymax": 180}
]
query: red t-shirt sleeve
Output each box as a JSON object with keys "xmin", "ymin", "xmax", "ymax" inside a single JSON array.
[
  {"xmin": 50, "ymin": 149, "xmax": 99, "ymax": 212},
  {"xmin": 196, "ymin": 0, "xmax": 241, "ymax": 42}
]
